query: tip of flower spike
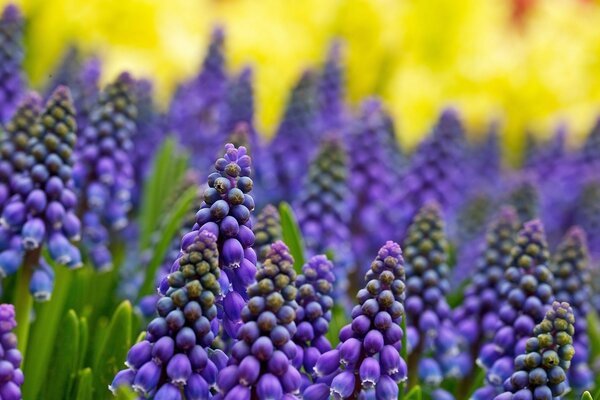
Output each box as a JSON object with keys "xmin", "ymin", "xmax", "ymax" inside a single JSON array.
[
  {"xmin": 439, "ymin": 106, "xmax": 460, "ymax": 122},
  {"xmin": 360, "ymin": 97, "xmax": 382, "ymax": 116},
  {"xmin": 327, "ymin": 39, "xmax": 343, "ymax": 61},
  {"xmin": 497, "ymin": 205, "xmax": 518, "ymax": 223},
  {"xmin": 238, "ymin": 65, "xmax": 253, "ymax": 82},
  {"xmin": 420, "ymin": 201, "xmax": 442, "ymax": 216},
  {"xmin": 48, "ymin": 85, "xmax": 73, "ymax": 103},
  {"xmin": 211, "ymin": 25, "xmax": 225, "ymax": 42},
  {"xmin": 522, "ymin": 219, "xmax": 544, "ymax": 235},
  {"xmin": 19, "ymin": 91, "xmax": 43, "ymax": 110},
  {"xmin": 2, "ymin": 3, "xmax": 21, "ymax": 21},
  {"xmin": 117, "ymin": 71, "xmax": 135, "ymax": 85},
  {"xmin": 564, "ymin": 226, "xmax": 587, "ymax": 247},
  {"xmin": 377, "ymin": 241, "xmax": 403, "ymax": 260},
  {"xmin": 265, "ymin": 241, "xmax": 294, "ymax": 265}
]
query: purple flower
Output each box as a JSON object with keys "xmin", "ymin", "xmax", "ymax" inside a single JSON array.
[
  {"xmin": 476, "ymin": 220, "xmax": 554, "ymax": 397},
  {"xmin": 292, "ymin": 255, "xmax": 335, "ymax": 390},
  {"xmin": 505, "ymin": 173, "xmax": 540, "ymax": 224},
  {"xmin": 315, "ymin": 40, "xmax": 347, "ymax": 134},
  {"xmin": 392, "ymin": 109, "xmax": 468, "ymax": 238},
  {"xmin": 348, "ymin": 99, "xmax": 404, "ymax": 273},
  {"xmin": 403, "ymin": 203, "xmax": 464, "ymax": 386},
  {"xmin": 268, "ymin": 70, "xmax": 318, "ymax": 203},
  {"xmin": 0, "ymin": 304, "xmax": 23, "ymax": 400},
  {"xmin": 493, "ymin": 301, "xmax": 575, "ymax": 399},
  {"xmin": 74, "ymin": 72, "xmax": 137, "ymax": 270},
  {"xmin": 550, "ymin": 227, "xmax": 593, "ymax": 392},
  {"xmin": 215, "ymin": 241, "xmax": 301, "ymax": 398},
  {"xmin": 253, "ymin": 204, "xmax": 281, "ymax": 263},
  {"xmin": 112, "ymin": 230, "xmax": 224, "ymax": 397},
  {"xmin": 295, "ymin": 135, "xmax": 353, "ymax": 302},
  {"xmin": 453, "ymin": 207, "xmax": 519, "ymax": 350},
  {"xmin": 306, "ymin": 241, "xmax": 407, "ymax": 399},
  {"xmin": 169, "ymin": 26, "xmax": 227, "ymax": 172},
  {"xmin": 0, "ymin": 4, "xmax": 25, "ymax": 124}
]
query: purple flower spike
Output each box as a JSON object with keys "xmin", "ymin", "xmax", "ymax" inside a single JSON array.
[
  {"xmin": 477, "ymin": 219, "xmax": 554, "ymax": 396},
  {"xmin": 215, "ymin": 241, "xmax": 301, "ymax": 399},
  {"xmin": 188, "ymin": 143, "xmax": 256, "ymax": 338},
  {"xmin": 169, "ymin": 26, "xmax": 227, "ymax": 172},
  {"xmin": 112, "ymin": 230, "xmax": 223, "ymax": 397},
  {"xmin": 292, "ymin": 255, "xmax": 334, "ymax": 389},
  {"xmin": 549, "ymin": 227, "xmax": 593, "ymax": 392},
  {"xmin": 0, "ymin": 4, "xmax": 25, "ymax": 124},
  {"xmin": 403, "ymin": 203, "xmax": 465, "ymax": 385},
  {"xmin": 0, "ymin": 305, "xmax": 22, "ymax": 399},
  {"xmin": 305, "ymin": 241, "xmax": 408, "ymax": 399},
  {"xmin": 348, "ymin": 99, "xmax": 403, "ymax": 273},
  {"xmin": 315, "ymin": 40, "xmax": 347, "ymax": 134},
  {"xmin": 253, "ymin": 204, "xmax": 281, "ymax": 262},
  {"xmin": 493, "ymin": 302, "xmax": 575, "ymax": 399},
  {"xmin": 74, "ymin": 73, "xmax": 136, "ymax": 271},
  {"xmin": 295, "ymin": 136, "xmax": 353, "ymax": 303},
  {"xmin": 453, "ymin": 207, "xmax": 519, "ymax": 353},
  {"xmin": 268, "ymin": 71, "xmax": 318, "ymax": 203}
]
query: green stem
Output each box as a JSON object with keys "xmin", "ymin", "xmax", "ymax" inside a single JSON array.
[
  {"xmin": 399, "ymin": 316, "xmax": 408, "ymax": 399},
  {"xmin": 14, "ymin": 249, "xmax": 40, "ymax": 358}
]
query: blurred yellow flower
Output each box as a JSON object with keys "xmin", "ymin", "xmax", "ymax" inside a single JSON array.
[{"xmin": 4, "ymin": 0, "xmax": 600, "ymax": 160}]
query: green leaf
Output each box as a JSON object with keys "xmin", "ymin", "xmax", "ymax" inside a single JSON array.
[
  {"xmin": 405, "ymin": 385, "xmax": 422, "ymax": 400},
  {"xmin": 326, "ymin": 304, "xmax": 348, "ymax": 348},
  {"xmin": 93, "ymin": 301, "xmax": 133, "ymax": 394},
  {"xmin": 75, "ymin": 316, "xmax": 89, "ymax": 394},
  {"xmin": 137, "ymin": 186, "xmax": 198, "ymax": 299},
  {"xmin": 399, "ymin": 316, "xmax": 408, "ymax": 399},
  {"xmin": 279, "ymin": 202, "xmax": 305, "ymax": 273},
  {"xmin": 138, "ymin": 137, "xmax": 189, "ymax": 249},
  {"xmin": 75, "ymin": 368, "xmax": 93, "ymax": 400},
  {"xmin": 588, "ymin": 312, "xmax": 600, "ymax": 359},
  {"xmin": 466, "ymin": 366, "xmax": 486, "ymax": 399},
  {"xmin": 45, "ymin": 310, "xmax": 80, "ymax": 399},
  {"xmin": 581, "ymin": 391, "xmax": 593, "ymax": 400},
  {"xmin": 23, "ymin": 266, "xmax": 74, "ymax": 400}
]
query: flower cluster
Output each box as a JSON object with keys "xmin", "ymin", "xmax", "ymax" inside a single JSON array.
[
  {"xmin": 253, "ymin": 204, "xmax": 281, "ymax": 263},
  {"xmin": 0, "ymin": 87, "xmax": 82, "ymax": 298},
  {"xmin": 402, "ymin": 203, "xmax": 465, "ymax": 391},
  {"xmin": 296, "ymin": 136, "xmax": 353, "ymax": 301},
  {"xmin": 475, "ymin": 220, "xmax": 554, "ymax": 399},
  {"xmin": 469, "ymin": 126, "xmax": 502, "ymax": 193},
  {"xmin": 304, "ymin": 241, "xmax": 407, "ymax": 400},
  {"xmin": 0, "ymin": 4, "xmax": 24, "ymax": 124},
  {"xmin": 575, "ymin": 180, "xmax": 600, "ymax": 260},
  {"xmin": 392, "ymin": 109, "xmax": 467, "ymax": 238},
  {"xmin": 213, "ymin": 241, "xmax": 301, "ymax": 400},
  {"xmin": 268, "ymin": 71, "xmax": 318, "ymax": 203},
  {"xmin": 292, "ymin": 255, "xmax": 334, "ymax": 391},
  {"xmin": 454, "ymin": 207, "xmax": 520, "ymax": 349},
  {"xmin": 0, "ymin": 304, "xmax": 22, "ymax": 400},
  {"xmin": 111, "ymin": 230, "xmax": 225, "ymax": 399},
  {"xmin": 192, "ymin": 143, "xmax": 256, "ymax": 338},
  {"xmin": 494, "ymin": 301, "xmax": 575, "ymax": 400},
  {"xmin": 505, "ymin": 174, "xmax": 540, "ymax": 224},
  {"xmin": 348, "ymin": 99, "xmax": 403, "ymax": 273},
  {"xmin": 550, "ymin": 227, "xmax": 593, "ymax": 391},
  {"xmin": 74, "ymin": 73, "xmax": 137, "ymax": 271},
  {"xmin": 315, "ymin": 40, "xmax": 346, "ymax": 134},
  {"xmin": 169, "ymin": 27, "xmax": 227, "ymax": 172}
]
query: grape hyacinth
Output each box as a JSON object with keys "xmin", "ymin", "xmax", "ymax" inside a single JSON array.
[
  {"xmin": 169, "ymin": 26, "xmax": 227, "ymax": 172},
  {"xmin": 192, "ymin": 143, "xmax": 256, "ymax": 338},
  {"xmin": 0, "ymin": 4, "xmax": 24, "ymax": 124},
  {"xmin": 213, "ymin": 241, "xmax": 301, "ymax": 400},
  {"xmin": 0, "ymin": 304, "xmax": 23, "ymax": 400},
  {"xmin": 0, "ymin": 87, "xmax": 82, "ymax": 298},
  {"xmin": 575, "ymin": 180, "xmax": 600, "ymax": 260},
  {"xmin": 292, "ymin": 255, "xmax": 334, "ymax": 391},
  {"xmin": 295, "ymin": 136, "xmax": 353, "ymax": 301},
  {"xmin": 111, "ymin": 230, "xmax": 225, "ymax": 399},
  {"xmin": 469, "ymin": 124, "xmax": 502, "ymax": 194},
  {"xmin": 268, "ymin": 70, "xmax": 318, "ymax": 203},
  {"xmin": 402, "ymin": 203, "xmax": 464, "ymax": 393},
  {"xmin": 550, "ymin": 227, "xmax": 593, "ymax": 392},
  {"xmin": 315, "ymin": 40, "xmax": 347, "ymax": 134},
  {"xmin": 348, "ymin": 99, "xmax": 402, "ymax": 273},
  {"xmin": 474, "ymin": 220, "xmax": 554, "ymax": 399},
  {"xmin": 393, "ymin": 109, "xmax": 468, "ymax": 238},
  {"xmin": 253, "ymin": 204, "xmax": 281, "ymax": 263},
  {"xmin": 506, "ymin": 174, "xmax": 540, "ymax": 224},
  {"xmin": 74, "ymin": 72, "xmax": 137, "ymax": 271},
  {"xmin": 579, "ymin": 117, "xmax": 600, "ymax": 172},
  {"xmin": 305, "ymin": 241, "xmax": 407, "ymax": 400},
  {"xmin": 71, "ymin": 56, "xmax": 102, "ymax": 132},
  {"xmin": 494, "ymin": 301, "xmax": 575, "ymax": 400},
  {"xmin": 454, "ymin": 207, "xmax": 520, "ymax": 351}
]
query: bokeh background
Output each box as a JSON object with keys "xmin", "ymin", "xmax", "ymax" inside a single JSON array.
[{"xmin": 4, "ymin": 0, "xmax": 600, "ymax": 160}]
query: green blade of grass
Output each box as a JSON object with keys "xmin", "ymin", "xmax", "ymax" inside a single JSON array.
[
  {"xmin": 279, "ymin": 202, "xmax": 305, "ymax": 273},
  {"xmin": 45, "ymin": 310, "xmax": 80, "ymax": 399}
]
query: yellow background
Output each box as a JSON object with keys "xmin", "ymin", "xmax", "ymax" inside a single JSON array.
[{"xmin": 5, "ymin": 0, "xmax": 600, "ymax": 159}]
